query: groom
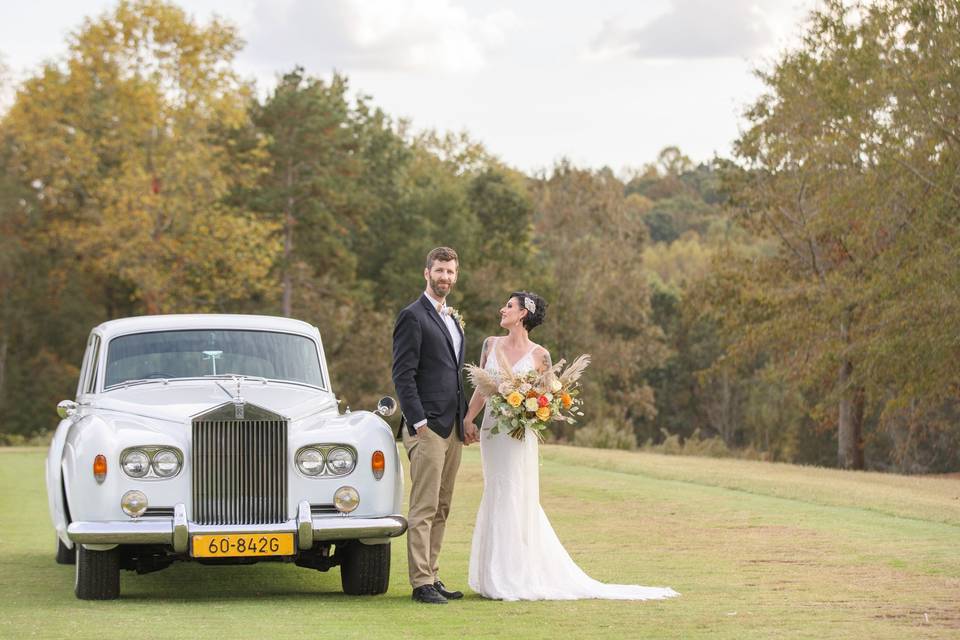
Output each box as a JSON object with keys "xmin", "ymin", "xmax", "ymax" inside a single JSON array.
[{"xmin": 392, "ymin": 246, "xmax": 476, "ymax": 604}]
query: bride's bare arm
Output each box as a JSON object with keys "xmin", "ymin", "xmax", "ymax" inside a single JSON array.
[
  {"xmin": 533, "ymin": 345, "xmax": 552, "ymax": 374},
  {"xmin": 464, "ymin": 336, "xmax": 494, "ymax": 428}
]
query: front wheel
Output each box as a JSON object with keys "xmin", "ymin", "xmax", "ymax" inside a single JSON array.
[
  {"xmin": 75, "ymin": 545, "xmax": 120, "ymax": 600},
  {"xmin": 56, "ymin": 536, "xmax": 75, "ymax": 565},
  {"xmin": 340, "ymin": 542, "xmax": 390, "ymax": 595}
]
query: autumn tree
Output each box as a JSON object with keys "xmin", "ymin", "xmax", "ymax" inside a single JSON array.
[
  {"xmin": 722, "ymin": 0, "xmax": 960, "ymax": 470},
  {"xmin": 530, "ymin": 162, "xmax": 668, "ymax": 444},
  {"xmin": 0, "ymin": 0, "xmax": 284, "ymax": 435},
  {"xmin": 250, "ymin": 68, "xmax": 370, "ymax": 317},
  {"xmin": 2, "ymin": 0, "xmax": 279, "ymax": 316}
]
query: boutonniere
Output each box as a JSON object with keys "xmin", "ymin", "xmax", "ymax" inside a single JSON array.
[{"xmin": 445, "ymin": 306, "xmax": 466, "ymax": 330}]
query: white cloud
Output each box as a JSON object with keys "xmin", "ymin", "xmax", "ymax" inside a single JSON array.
[
  {"xmin": 244, "ymin": 0, "xmax": 518, "ymax": 74},
  {"xmin": 589, "ymin": 0, "xmax": 775, "ymax": 60}
]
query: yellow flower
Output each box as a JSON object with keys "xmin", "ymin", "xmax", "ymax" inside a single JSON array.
[
  {"xmin": 536, "ymin": 406, "xmax": 551, "ymax": 421},
  {"xmin": 506, "ymin": 391, "xmax": 524, "ymax": 408}
]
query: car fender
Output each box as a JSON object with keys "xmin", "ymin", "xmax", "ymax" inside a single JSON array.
[
  {"xmin": 290, "ymin": 411, "xmax": 404, "ymax": 517},
  {"xmin": 45, "ymin": 415, "xmax": 82, "ymax": 547},
  {"xmin": 62, "ymin": 413, "xmax": 190, "ymax": 522}
]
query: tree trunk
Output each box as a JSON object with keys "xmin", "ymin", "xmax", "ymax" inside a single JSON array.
[
  {"xmin": 0, "ymin": 324, "xmax": 8, "ymax": 409},
  {"xmin": 282, "ymin": 165, "xmax": 295, "ymax": 317},
  {"xmin": 703, "ymin": 367, "xmax": 735, "ymax": 446},
  {"xmin": 837, "ymin": 310, "xmax": 864, "ymax": 470},
  {"xmin": 282, "ymin": 212, "xmax": 293, "ymax": 317},
  {"xmin": 720, "ymin": 368, "xmax": 734, "ymax": 445}
]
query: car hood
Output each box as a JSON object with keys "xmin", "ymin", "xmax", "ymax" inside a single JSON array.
[{"xmin": 94, "ymin": 380, "xmax": 337, "ymax": 424}]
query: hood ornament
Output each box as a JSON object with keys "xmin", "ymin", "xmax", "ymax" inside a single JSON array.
[{"xmin": 231, "ymin": 375, "xmax": 245, "ymax": 420}]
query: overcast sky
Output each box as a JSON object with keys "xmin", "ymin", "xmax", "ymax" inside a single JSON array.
[{"xmin": 0, "ymin": 0, "xmax": 819, "ymax": 173}]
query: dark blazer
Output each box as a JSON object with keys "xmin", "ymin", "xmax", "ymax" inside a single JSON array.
[{"xmin": 392, "ymin": 294, "xmax": 467, "ymax": 439}]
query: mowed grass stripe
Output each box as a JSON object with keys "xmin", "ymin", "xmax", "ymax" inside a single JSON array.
[
  {"xmin": 541, "ymin": 445, "xmax": 960, "ymax": 527},
  {"xmin": 1, "ymin": 447, "xmax": 957, "ymax": 639}
]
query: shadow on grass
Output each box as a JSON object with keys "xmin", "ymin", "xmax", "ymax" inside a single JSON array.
[
  {"xmin": 4, "ymin": 550, "xmax": 411, "ymax": 604},
  {"xmin": 118, "ymin": 560, "xmax": 412, "ymax": 603}
]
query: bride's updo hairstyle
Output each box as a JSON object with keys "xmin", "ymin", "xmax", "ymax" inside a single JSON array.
[{"xmin": 511, "ymin": 291, "xmax": 547, "ymax": 332}]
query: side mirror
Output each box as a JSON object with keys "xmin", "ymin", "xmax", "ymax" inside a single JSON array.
[
  {"xmin": 375, "ymin": 396, "xmax": 397, "ymax": 417},
  {"xmin": 57, "ymin": 400, "xmax": 78, "ymax": 419}
]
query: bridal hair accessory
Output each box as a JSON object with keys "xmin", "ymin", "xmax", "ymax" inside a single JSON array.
[{"xmin": 523, "ymin": 297, "xmax": 536, "ymax": 314}]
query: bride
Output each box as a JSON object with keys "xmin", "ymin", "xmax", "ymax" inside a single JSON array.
[{"xmin": 463, "ymin": 291, "xmax": 679, "ymax": 602}]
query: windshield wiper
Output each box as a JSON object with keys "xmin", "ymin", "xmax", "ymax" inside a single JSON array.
[
  {"xmin": 106, "ymin": 377, "xmax": 176, "ymax": 390},
  {"xmin": 202, "ymin": 374, "xmax": 269, "ymax": 383},
  {"xmin": 205, "ymin": 374, "xmax": 324, "ymax": 391}
]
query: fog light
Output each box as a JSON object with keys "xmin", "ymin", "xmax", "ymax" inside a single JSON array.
[
  {"xmin": 333, "ymin": 486, "xmax": 359, "ymax": 513},
  {"xmin": 121, "ymin": 490, "xmax": 148, "ymax": 518}
]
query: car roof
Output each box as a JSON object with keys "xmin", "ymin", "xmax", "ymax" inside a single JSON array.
[{"xmin": 93, "ymin": 314, "xmax": 319, "ymax": 340}]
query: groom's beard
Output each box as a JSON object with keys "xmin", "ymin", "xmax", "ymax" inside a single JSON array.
[{"xmin": 428, "ymin": 276, "xmax": 453, "ymax": 300}]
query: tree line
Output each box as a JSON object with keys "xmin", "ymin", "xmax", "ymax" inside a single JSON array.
[{"xmin": 1, "ymin": 0, "xmax": 957, "ymax": 473}]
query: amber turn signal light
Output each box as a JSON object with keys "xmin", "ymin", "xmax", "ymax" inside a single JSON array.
[
  {"xmin": 371, "ymin": 450, "xmax": 385, "ymax": 480},
  {"xmin": 93, "ymin": 454, "xmax": 107, "ymax": 484}
]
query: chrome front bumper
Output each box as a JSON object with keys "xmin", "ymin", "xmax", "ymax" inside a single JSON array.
[{"xmin": 67, "ymin": 502, "xmax": 407, "ymax": 553}]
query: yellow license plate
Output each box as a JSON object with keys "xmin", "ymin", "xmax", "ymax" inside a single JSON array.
[{"xmin": 192, "ymin": 533, "xmax": 294, "ymax": 558}]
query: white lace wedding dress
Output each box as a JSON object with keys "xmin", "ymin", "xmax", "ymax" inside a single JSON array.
[{"xmin": 467, "ymin": 341, "xmax": 680, "ymax": 601}]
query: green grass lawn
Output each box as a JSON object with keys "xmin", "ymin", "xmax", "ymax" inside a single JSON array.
[{"xmin": 1, "ymin": 445, "xmax": 958, "ymax": 639}]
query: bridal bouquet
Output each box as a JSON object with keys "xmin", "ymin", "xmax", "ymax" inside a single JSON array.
[{"xmin": 466, "ymin": 351, "xmax": 590, "ymax": 441}]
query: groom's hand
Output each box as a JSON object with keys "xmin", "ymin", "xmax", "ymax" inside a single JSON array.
[{"xmin": 464, "ymin": 422, "xmax": 479, "ymax": 445}]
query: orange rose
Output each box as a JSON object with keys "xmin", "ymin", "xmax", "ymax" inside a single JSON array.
[
  {"xmin": 561, "ymin": 393, "xmax": 572, "ymax": 409},
  {"xmin": 536, "ymin": 406, "xmax": 551, "ymax": 421}
]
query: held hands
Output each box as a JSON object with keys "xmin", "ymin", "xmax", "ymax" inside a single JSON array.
[
  {"xmin": 416, "ymin": 421, "xmax": 479, "ymax": 445},
  {"xmin": 463, "ymin": 419, "xmax": 480, "ymax": 445}
]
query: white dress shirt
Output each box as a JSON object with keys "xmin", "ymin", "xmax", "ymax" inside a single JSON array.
[{"xmin": 422, "ymin": 290, "xmax": 462, "ymax": 357}]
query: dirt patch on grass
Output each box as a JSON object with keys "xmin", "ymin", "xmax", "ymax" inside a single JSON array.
[{"xmin": 873, "ymin": 607, "xmax": 960, "ymax": 630}]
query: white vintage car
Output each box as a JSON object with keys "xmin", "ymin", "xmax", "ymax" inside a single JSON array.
[{"xmin": 45, "ymin": 314, "xmax": 406, "ymax": 600}]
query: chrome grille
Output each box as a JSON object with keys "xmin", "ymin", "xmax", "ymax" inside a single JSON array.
[{"xmin": 191, "ymin": 417, "xmax": 287, "ymax": 525}]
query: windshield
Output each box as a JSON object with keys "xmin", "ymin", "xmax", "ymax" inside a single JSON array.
[{"xmin": 104, "ymin": 330, "xmax": 324, "ymax": 389}]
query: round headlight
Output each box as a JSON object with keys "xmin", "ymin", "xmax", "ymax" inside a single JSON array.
[
  {"xmin": 121, "ymin": 450, "xmax": 150, "ymax": 478},
  {"xmin": 152, "ymin": 449, "xmax": 180, "ymax": 477},
  {"xmin": 121, "ymin": 490, "xmax": 148, "ymax": 517},
  {"xmin": 296, "ymin": 448, "xmax": 325, "ymax": 476},
  {"xmin": 326, "ymin": 448, "xmax": 355, "ymax": 476},
  {"xmin": 333, "ymin": 486, "xmax": 360, "ymax": 513}
]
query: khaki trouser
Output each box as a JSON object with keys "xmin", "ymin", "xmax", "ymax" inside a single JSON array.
[{"xmin": 402, "ymin": 425, "xmax": 463, "ymax": 588}]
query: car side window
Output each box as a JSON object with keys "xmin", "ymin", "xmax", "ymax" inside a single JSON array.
[{"xmin": 85, "ymin": 335, "xmax": 101, "ymax": 395}]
